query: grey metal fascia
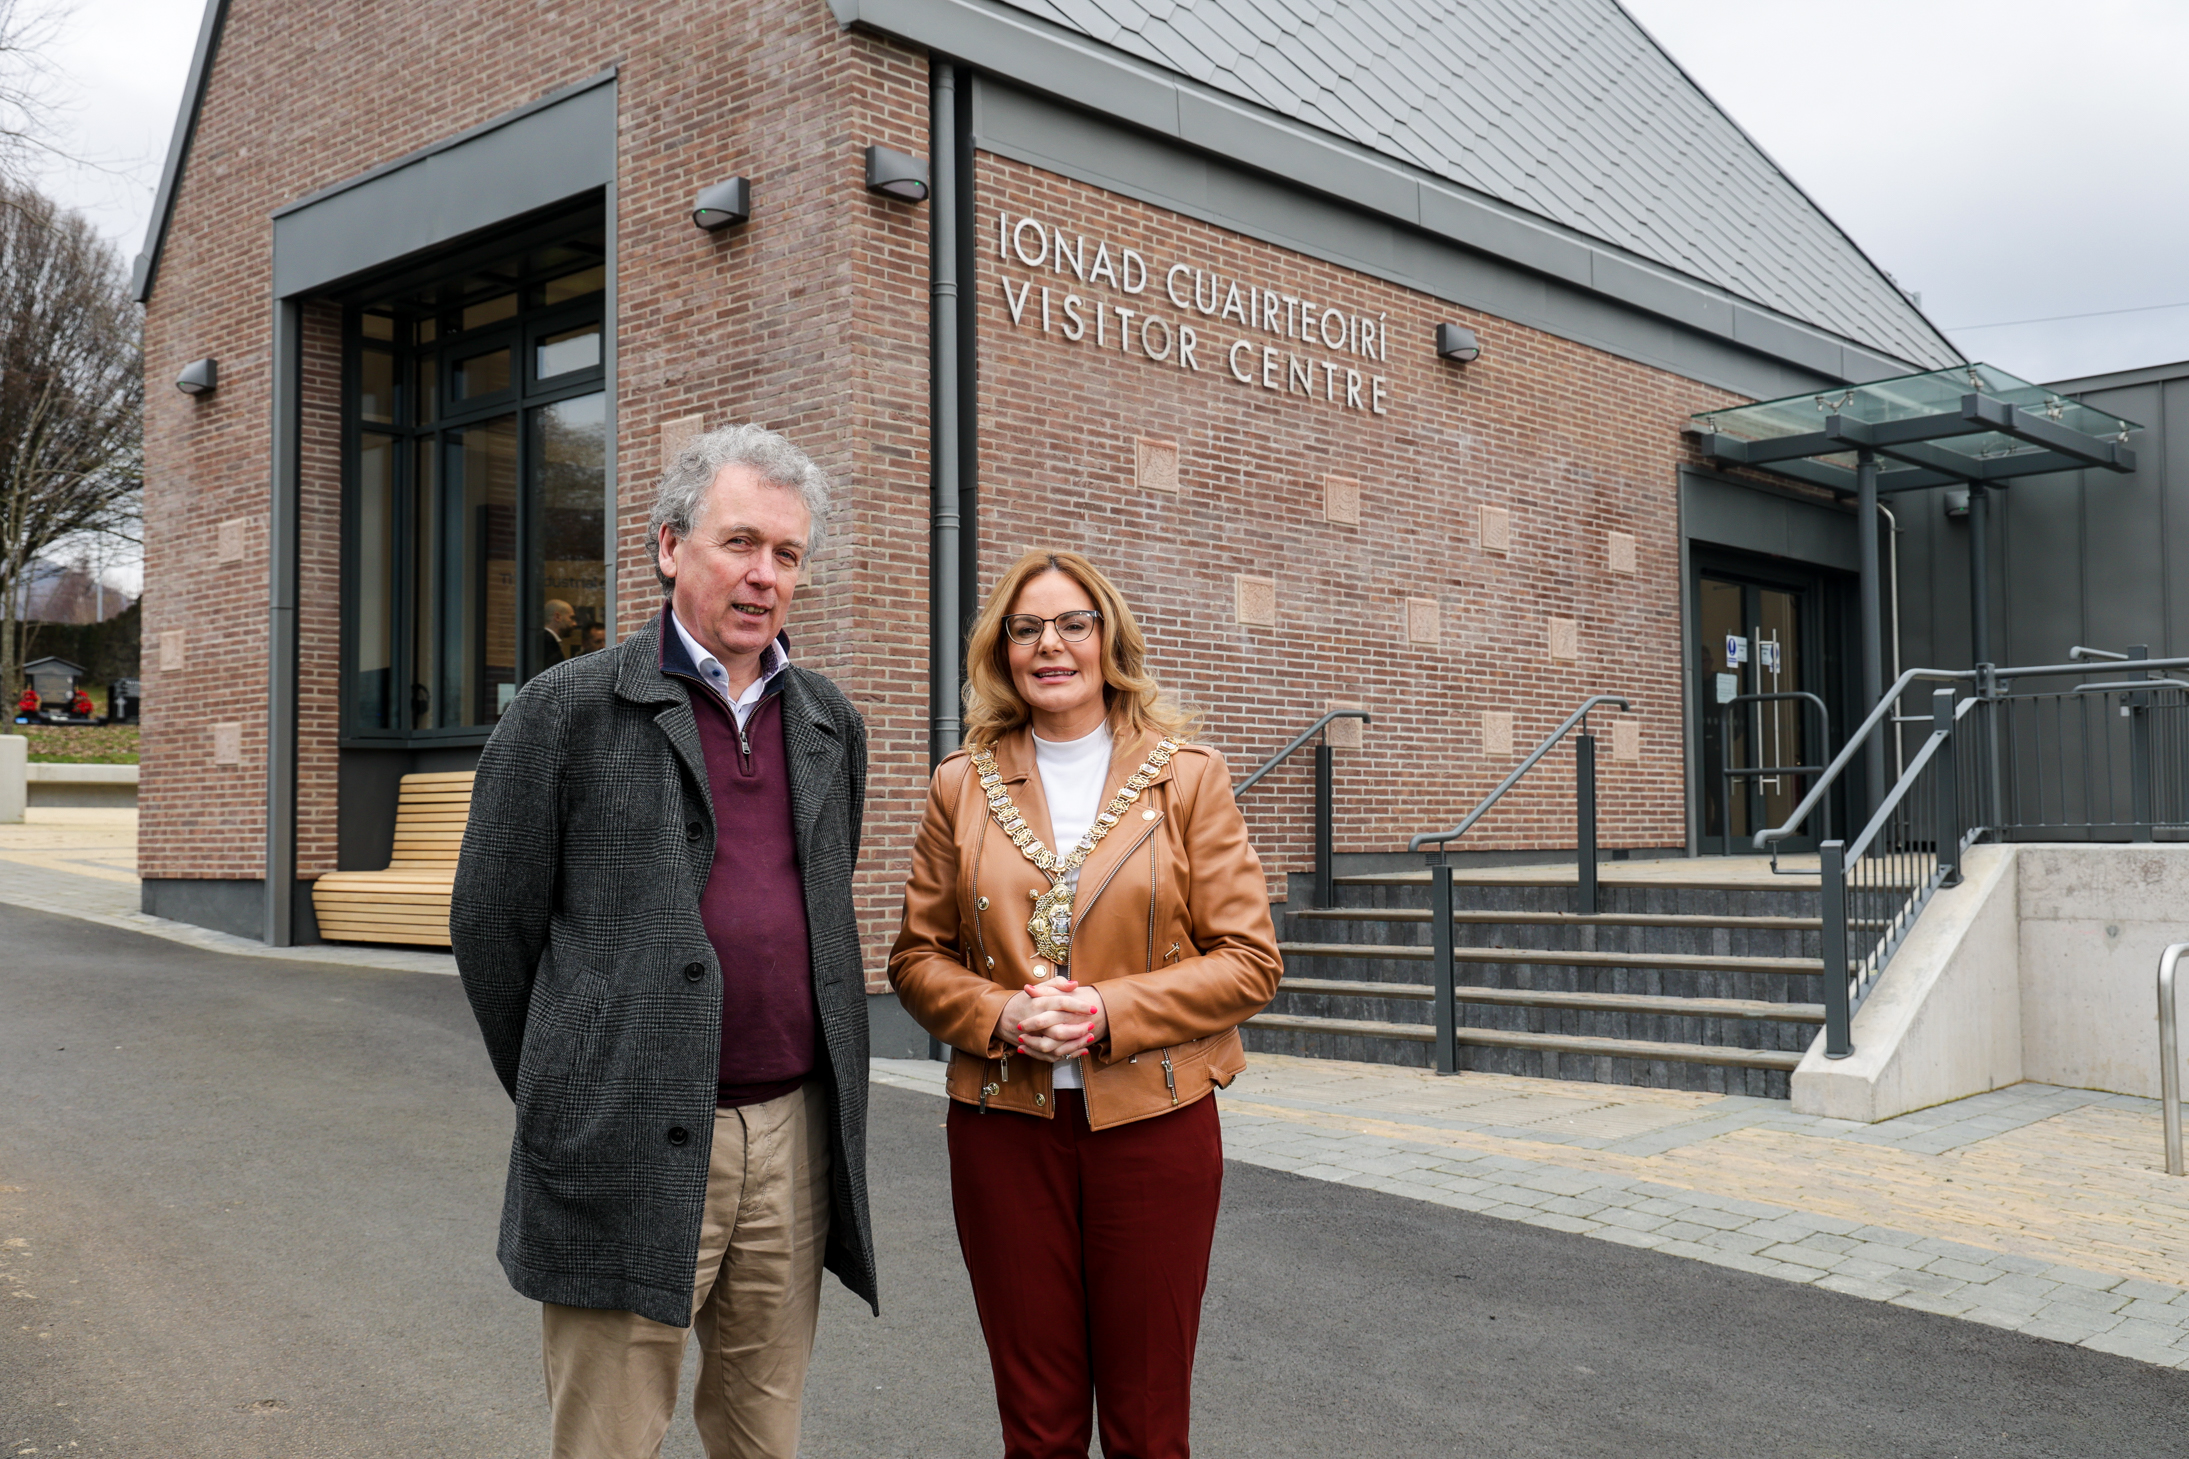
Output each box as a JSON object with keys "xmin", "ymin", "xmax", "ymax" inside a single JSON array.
[
  {"xmin": 130, "ymin": 0, "xmax": 230, "ymax": 304},
  {"xmin": 841, "ymin": 0, "xmax": 1943, "ymax": 380},
  {"xmin": 976, "ymin": 78, "xmax": 1833, "ymax": 402},
  {"xmin": 270, "ymin": 69, "xmax": 617, "ymax": 221},
  {"xmin": 2047, "ymin": 359, "xmax": 2189, "ymax": 395},
  {"xmin": 270, "ymin": 78, "xmax": 616, "ymax": 300},
  {"xmin": 1175, "ymin": 88, "xmax": 1419, "ymax": 221},
  {"xmin": 859, "ymin": 0, "xmax": 1180, "ymax": 133}
]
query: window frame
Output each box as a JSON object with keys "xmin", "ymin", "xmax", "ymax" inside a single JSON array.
[{"xmin": 339, "ymin": 223, "xmax": 608, "ymax": 748}]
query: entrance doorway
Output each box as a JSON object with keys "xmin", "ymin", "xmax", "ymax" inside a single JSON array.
[{"xmin": 1694, "ymin": 551, "xmax": 1848, "ymax": 854}]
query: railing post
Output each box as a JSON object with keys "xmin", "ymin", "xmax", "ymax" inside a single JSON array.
[
  {"xmin": 1819, "ymin": 840, "xmax": 1852, "ymax": 1059},
  {"xmin": 2130, "ymin": 645, "xmax": 2153, "ymax": 843},
  {"xmin": 1576, "ymin": 731, "xmax": 1598, "ymax": 916},
  {"xmin": 2163, "ymin": 943, "xmax": 2186, "ymax": 1178},
  {"xmin": 1977, "ymin": 662, "xmax": 2003, "ymax": 838},
  {"xmin": 1933, "ymin": 688, "xmax": 1961, "ymax": 887},
  {"xmin": 1429, "ymin": 857, "xmax": 1458, "ymax": 1076},
  {"xmin": 1313, "ymin": 738, "xmax": 1335, "ymax": 908}
]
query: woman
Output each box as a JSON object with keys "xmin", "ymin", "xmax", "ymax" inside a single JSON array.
[{"xmin": 891, "ymin": 550, "xmax": 1282, "ymax": 1459}]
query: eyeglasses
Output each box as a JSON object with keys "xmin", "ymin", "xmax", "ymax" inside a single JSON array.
[{"xmin": 1002, "ymin": 610, "xmax": 1103, "ymax": 646}]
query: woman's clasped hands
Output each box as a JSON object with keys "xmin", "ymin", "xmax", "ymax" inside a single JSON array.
[{"xmin": 999, "ymin": 976, "xmax": 1109, "ymax": 1062}]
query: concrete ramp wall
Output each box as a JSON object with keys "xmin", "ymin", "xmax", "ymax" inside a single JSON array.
[{"xmin": 1792, "ymin": 844, "xmax": 2189, "ymax": 1121}]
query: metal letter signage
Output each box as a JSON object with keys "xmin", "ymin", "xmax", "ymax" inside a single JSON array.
[{"xmin": 994, "ymin": 208, "xmax": 1395, "ymax": 418}]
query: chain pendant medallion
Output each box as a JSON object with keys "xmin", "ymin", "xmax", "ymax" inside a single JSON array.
[{"xmin": 968, "ymin": 736, "xmax": 1181, "ymax": 968}]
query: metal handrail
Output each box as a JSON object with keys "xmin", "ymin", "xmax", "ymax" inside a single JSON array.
[
  {"xmin": 1756, "ymin": 654, "xmax": 2189, "ymax": 853},
  {"xmin": 1234, "ymin": 709, "xmax": 1372, "ymax": 796},
  {"xmin": 1408, "ymin": 695, "xmax": 1632, "ymax": 853},
  {"xmin": 2163, "ymin": 942, "xmax": 2187, "ymax": 1178},
  {"xmin": 1844, "ymin": 693, "xmax": 1980, "ymax": 864},
  {"xmin": 1754, "ymin": 667, "xmax": 1968, "ymax": 853},
  {"xmin": 1234, "ymin": 708, "xmax": 1372, "ymax": 909},
  {"xmin": 1718, "ymin": 690, "xmax": 1831, "ymax": 854}
]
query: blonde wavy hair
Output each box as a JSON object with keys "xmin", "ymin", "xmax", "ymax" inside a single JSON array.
[{"xmin": 962, "ymin": 550, "xmax": 1199, "ymax": 750}]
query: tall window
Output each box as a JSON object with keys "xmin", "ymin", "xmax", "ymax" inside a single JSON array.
[{"xmin": 344, "ymin": 219, "xmax": 607, "ymax": 741}]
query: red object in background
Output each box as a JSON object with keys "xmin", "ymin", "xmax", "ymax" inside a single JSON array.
[
  {"xmin": 16, "ymin": 687, "xmax": 36, "ymax": 713},
  {"xmin": 70, "ymin": 689, "xmax": 93, "ymax": 717}
]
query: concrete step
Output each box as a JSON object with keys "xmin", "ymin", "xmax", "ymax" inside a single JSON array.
[
  {"xmin": 1244, "ymin": 1013, "xmax": 1808, "ymax": 1072},
  {"xmin": 1337, "ymin": 869, "xmax": 1819, "ymax": 892},
  {"xmin": 1279, "ymin": 941, "xmax": 1825, "ymax": 976},
  {"xmin": 1289, "ymin": 907, "xmax": 1823, "ymax": 931},
  {"xmin": 1276, "ymin": 976, "xmax": 1826, "ymax": 1024}
]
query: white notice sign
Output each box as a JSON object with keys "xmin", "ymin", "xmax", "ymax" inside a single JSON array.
[
  {"xmin": 1715, "ymin": 673, "xmax": 1739, "ymax": 704},
  {"xmin": 1726, "ymin": 635, "xmax": 1749, "ymax": 666}
]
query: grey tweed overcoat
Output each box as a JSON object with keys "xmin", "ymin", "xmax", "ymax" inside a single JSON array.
[{"xmin": 451, "ymin": 610, "xmax": 876, "ymax": 1327}]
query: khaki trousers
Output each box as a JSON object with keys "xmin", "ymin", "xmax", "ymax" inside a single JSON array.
[{"xmin": 542, "ymin": 1082, "xmax": 832, "ymax": 1459}]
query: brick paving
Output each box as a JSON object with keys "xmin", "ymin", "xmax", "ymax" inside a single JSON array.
[{"xmin": 873, "ymin": 1053, "xmax": 2189, "ymax": 1371}]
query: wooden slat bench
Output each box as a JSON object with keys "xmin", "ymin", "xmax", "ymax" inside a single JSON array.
[{"xmin": 310, "ymin": 771, "xmax": 475, "ymax": 948}]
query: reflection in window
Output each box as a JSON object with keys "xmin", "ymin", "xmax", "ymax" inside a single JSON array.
[
  {"xmin": 537, "ymin": 325, "xmax": 601, "ymax": 380},
  {"xmin": 461, "ymin": 292, "xmax": 519, "ymax": 330},
  {"xmin": 353, "ymin": 434, "xmax": 395, "ymax": 728},
  {"xmin": 452, "ymin": 347, "xmax": 512, "ymax": 401},
  {"xmin": 447, "ymin": 417, "xmax": 519, "ymax": 726},
  {"xmin": 534, "ymin": 393, "xmax": 607, "ymax": 675},
  {"xmin": 543, "ymin": 265, "xmax": 605, "ymax": 305},
  {"xmin": 344, "ymin": 213, "xmax": 607, "ymax": 741}
]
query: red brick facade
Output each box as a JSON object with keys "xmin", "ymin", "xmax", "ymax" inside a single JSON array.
[
  {"xmin": 141, "ymin": 0, "xmax": 1743, "ymax": 979},
  {"xmin": 972, "ymin": 156, "xmax": 1734, "ymax": 885}
]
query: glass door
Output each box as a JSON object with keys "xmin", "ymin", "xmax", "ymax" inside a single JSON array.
[{"xmin": 1698, "ymin": 571, "xmax": 1822, "ymax": 853}]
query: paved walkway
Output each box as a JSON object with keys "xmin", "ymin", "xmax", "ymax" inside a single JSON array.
[
  {"xmin": 14, "ymin": 810, "xmax": 2189, "ymax": 1370},
  {"xmin": 0, "ymin": 808, "xmax": 454, "ymax": 976},
  {"xmin": 875, "ymin": 1054, "xmax": 2189, "ymax": 1370}
]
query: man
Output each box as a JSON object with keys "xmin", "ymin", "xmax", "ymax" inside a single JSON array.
[
  {"xmin": 454, "ymin": 424, "xmax": 874, "ymax": 1459},
  {"xmin": 542, "ymin": 598, "xmax": 577, "ymax": 666},
  {"xmin": 581, "ymin": 622, "xmax": 607, "ymax": 654}
]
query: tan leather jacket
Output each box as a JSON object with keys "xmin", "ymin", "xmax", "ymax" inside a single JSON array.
[{"xmin": 889, "ymin": 727, "xmax": 1283, "ymax": 1130}]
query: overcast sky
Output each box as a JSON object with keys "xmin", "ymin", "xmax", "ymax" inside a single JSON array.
[{"xmin": 25, "ymin": 0, "xmax": 2189, "ymax": 387}]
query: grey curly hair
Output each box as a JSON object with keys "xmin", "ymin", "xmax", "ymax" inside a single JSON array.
[{"xmin": 649, "ymin": 424, "xmax": 833, "ymax": 589}]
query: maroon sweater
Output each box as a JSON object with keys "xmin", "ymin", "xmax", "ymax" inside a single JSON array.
[{"xmin": 683, "ymin": 677, "xmax": 819, "ymax": 1108}]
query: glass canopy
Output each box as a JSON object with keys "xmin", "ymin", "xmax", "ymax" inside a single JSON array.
[{"xmin": 1688, "ymin": 363, "xmax": 2140, "ymax": 494}]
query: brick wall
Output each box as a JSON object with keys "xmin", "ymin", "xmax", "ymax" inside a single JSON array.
[
  {"xmin": 971, "ymin": 155, "xmax": 1743, "ymax": 892},
  {"xmin": 139, "ymin": 0, "xmax": 932, "ymax": 983},
  {"xmin": 140, "ymin": 0, "xmax": 1777, "ymax": 972}
]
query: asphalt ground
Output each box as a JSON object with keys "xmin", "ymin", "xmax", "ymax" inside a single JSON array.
[{"xmin": 2, "ymin": 899, "xmax": 2185, "ymax": 1458}]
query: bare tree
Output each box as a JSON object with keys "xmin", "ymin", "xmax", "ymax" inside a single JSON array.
[
  {"xmin": 0, "ymin": 181, "xmax": 140, "ymax": 706},
  {"xmin": 0, "ymin": 1, "xmax": 67, "ymax": 190}
]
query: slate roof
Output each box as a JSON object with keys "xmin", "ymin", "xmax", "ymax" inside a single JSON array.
[{"xmin": 990, "ymin": 0, "xmax": 1958, "ymax": 368}]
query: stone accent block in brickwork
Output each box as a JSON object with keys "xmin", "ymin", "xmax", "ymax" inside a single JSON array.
[
  {"xmin": 1480, "ymin": 504, "xmax": 1511, "ymax": 555},
  {"xmin": 1324, "ymin": 699, "xmax": 1365, "ymax": 749},
  {"xmin": 1406, "ymin": 597, "xmax": 1440, "ymax": 646},
  {"xmin": 1613, "ymin": 718, "xmax": 1641, "ymax": 761},
  {"xmin": 1234, "ymin": 574, "xmax": 1276, "ymax": 626},
  {"xmin": 1323, "ymin": 473, "xmax": 1359, "ymax": 525},
  {"xmin": 1548, "ymin": 616, "xmax": 1578, "ymax": 661},
  {"xmin": 659, "ymin": 414, "xmax": 705, "ymax": 471},
  {"xmin": 1135, "ymin": 436, "xmax": 1180, "ymax": 492},
  {"xmin": 1609, "ymin": 530, "xmax": 1637, "ymax": 575},
  {"xmin": 1482, "ymin": 711, "xmax": 1513, "ymax": 758}
]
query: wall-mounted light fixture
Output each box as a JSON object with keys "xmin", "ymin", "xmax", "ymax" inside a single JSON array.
[
  {"xmin": 864, "ymin": 145, "xmax": 930, "ymax": 203},
  {"xmin": 1434, "ymin": 324, "xmax": 1481, "ymax": 363},
  {"xmin": 1943, "ymin": 488, "xmax": 1971, "ymax": 519},
  {"xmin": 691, "ymin": 177, "xmax": 750, "ymax": 231},
  {"xmin": 175, "ymin": 358, "xmax": 219, "ymax": 396}
]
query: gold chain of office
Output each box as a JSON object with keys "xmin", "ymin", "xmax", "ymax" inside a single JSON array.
[{"xmin": 969, "ymin": 738, "xmax": 1181, "ymax": 967}]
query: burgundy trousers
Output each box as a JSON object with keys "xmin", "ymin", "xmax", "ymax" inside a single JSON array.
[{"xmin": 947, "ymin": 1089, "xmax": 1224, "ymax": 1459}]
